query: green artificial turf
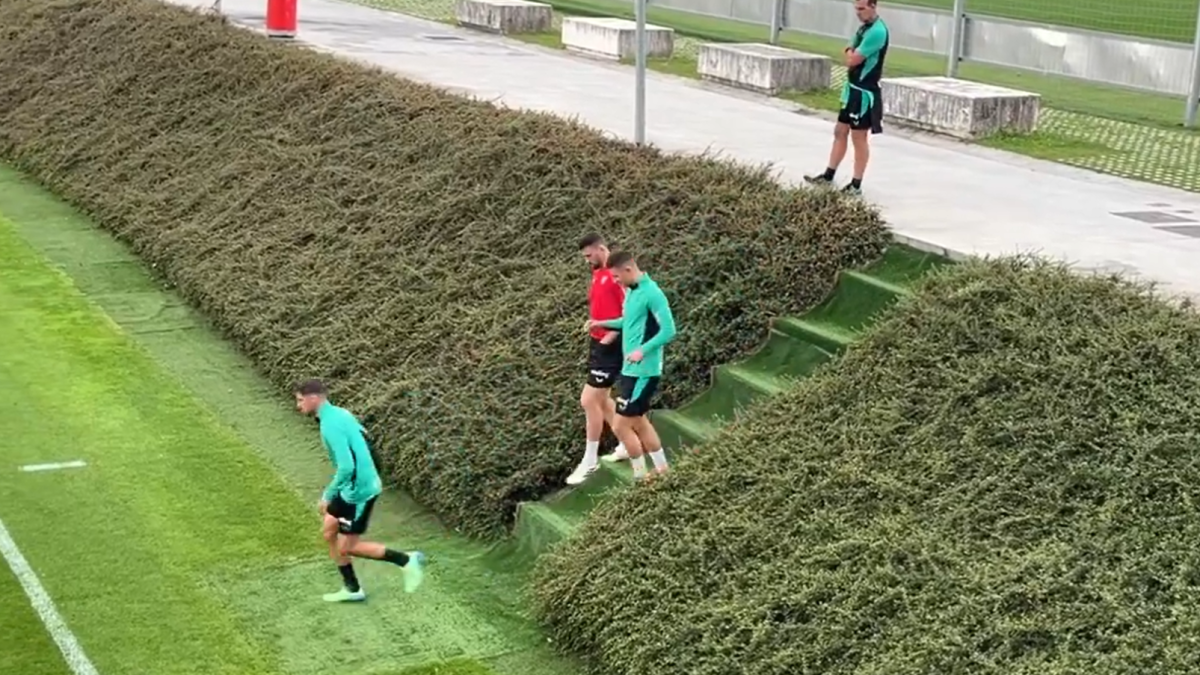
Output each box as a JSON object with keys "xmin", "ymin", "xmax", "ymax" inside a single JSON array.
[{"xmin": 0, "ymin": 164, "xmax": 579, "ymax": 675}]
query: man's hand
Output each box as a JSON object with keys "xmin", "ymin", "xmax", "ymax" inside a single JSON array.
[
  {"xmin": 627, "ymin": 348, "xmax": 644, "ymax": 363},
  {"xmin": 600, "ymin": 330, "xmax": 618, "ymax": 345},
  {"xmin": 585, "ymin": 319, "xmax": 598, "ymax": 333}
]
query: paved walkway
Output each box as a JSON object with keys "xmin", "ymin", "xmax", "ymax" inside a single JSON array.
[{"xmin": 186, "ymin": 0, "xmax": 1200, "ymax": 298}]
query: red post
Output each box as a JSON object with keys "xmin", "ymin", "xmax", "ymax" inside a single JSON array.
[{"xmin": 265, "ymin": 0, "xmax": 297, "ymax": 38}]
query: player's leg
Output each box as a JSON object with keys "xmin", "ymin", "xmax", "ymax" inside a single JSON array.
[
  {"xmin": 805, "ymin": 120, "xmax": 851, "ymax": 186},
  {"xmin": 634, "ymin": 414, "xmax": 669, "ymax": 476},
  {"xmin": 612, "ymin": 375, "xmax": 647, "ymax": 476},
  {"xmin": 568, "ymin": 380, "xmax": 609, "ymax": 485},
  {"xmin": 322, "ymin": 497, "xmax": 367, "ymax": 602},
  {"xmin": 845, "ymin": 128, "xmax": 870, "ymax": 195},
  {"xmin": 600, "ymin": 393, "xmax": 629, "ymax": 462},
  {"xmin": 338, "ymin": 498, "xmax": 426, "ymax": 594},
  {"xmin": 615, "ymin": 376, "xmax": 662, "ymax": 479}
]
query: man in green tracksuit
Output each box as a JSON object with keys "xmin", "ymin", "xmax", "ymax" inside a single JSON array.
[
  {"xmin": 804, "ymin": 0, "xmax": 890, "ymax": 195},
  {"xmin": 588, "ymin": 250, "xmax": 677, "ymax": 481},
  {"xmin": 293, "ymin": 379, "xmax": 425, "ymax": 603}
]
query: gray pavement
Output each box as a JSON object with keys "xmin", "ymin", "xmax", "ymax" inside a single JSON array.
[{"xmin": 185, "ymin": 0, "xmax": 1200, "ymax": 298}]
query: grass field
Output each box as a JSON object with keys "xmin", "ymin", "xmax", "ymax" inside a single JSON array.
[
  {"xmin": 0, "ymin": 164, "xmax": 577, "ymax": 675},
  {"xmin": 895, "ymin": 0, "xmax": 1197, "ymax": 43}
]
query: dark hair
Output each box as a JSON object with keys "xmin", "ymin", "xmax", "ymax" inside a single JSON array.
[
  {"xmin": 578, "ymin": 233, "xmax": 606, "ymax": 249},
  {"xmin": 608, "ymin": 250, "xmax": 636, "ymax": 268},
  {"xmin": 293, "ymin": 378, "xmax": 328, "ymax": 396}
]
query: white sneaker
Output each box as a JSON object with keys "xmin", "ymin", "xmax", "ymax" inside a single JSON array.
[
  {"xmin": 602, "ymin": 445, "xmax": 629, "ymax": 462},
  {"xmin": 566, "ymin": 461, "xmax": 598, "ymax": 485}
]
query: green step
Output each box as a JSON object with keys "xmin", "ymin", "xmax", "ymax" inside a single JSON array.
[
  {"xmin": 774, "ymin": 317, "xmax": 856, "ymax": 354},
  {"xmin": 865, "ymin": 243, "xmax": 953, "ymax": 286},
  {"xmin": 513, "ymin": 501, "xmax": 577, "ymax": 554},
  {"xmin": 740, "ymin": 329, "xmax": 834, "ymax": 379},
  {"xmin": 651, "ymin": 408, "xmax": 719, "ymax": 451},
  {"xmin": 802, "ymin": 269, "xmax": 907, "ymax": 334}
]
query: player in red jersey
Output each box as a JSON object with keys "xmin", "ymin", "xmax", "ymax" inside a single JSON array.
[{"xmin": 566, "ymin": 233, "xmax": 629, "ymax": 485}]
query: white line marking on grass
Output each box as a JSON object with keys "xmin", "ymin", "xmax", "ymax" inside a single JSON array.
[
  {"xmin": 19, "ymin": 460, "xmax": 87, "ymax": 473},
  {"xmin": 0, "ymin": 516, "xmax": 101, "ymax": 675}
]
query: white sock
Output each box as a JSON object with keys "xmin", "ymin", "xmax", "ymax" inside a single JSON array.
[
  {"xmin": 648, "ymin": 449, "xmax": 668, "ymax": 471},
  {"xmin": 614, "ymin": 442, "xmax": 626, "ymax": 455},
  {"xmin": 584, "ymin": 441, "xmax": 600, "ymax": 466},
  {"xmin": 631, "ymin": 454, "xmax": 648, "ymax": 477}
]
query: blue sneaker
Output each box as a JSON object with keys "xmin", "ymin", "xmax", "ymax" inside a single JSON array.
[{"xmin": 404, "ymin": 551, "xmax": 426, "ymax": 593}]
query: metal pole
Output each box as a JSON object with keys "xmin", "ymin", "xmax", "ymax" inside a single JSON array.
[
  {"xmin": 1185, "ymin": 3, "xmax": 1200, "ymax": 127},
  {"xmin": 634, "ymin": 0, "xmax": 647, "ymax": 144},
  {"xmin": 768, "ymin": 0, "xmax": 783, "ymax": 45},
  {"xmin": 946, "ymin": 0, "xmax": 966, "ymax": 78}
]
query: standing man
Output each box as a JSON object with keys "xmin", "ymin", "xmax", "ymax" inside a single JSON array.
[
  {"xmin": 804, "ymin": 0, "xmax": 890, "ymax": 196},
  {"xmin": 293, "ymin": 379, "xmax": 425, "ymax": 603},
  {"xmin": 588, "ymin": 251, "xmax": 677, "ymax": 481},
  {"xmin": 567, "ymin": 233, "xmax": 629, "ymax": 486}
]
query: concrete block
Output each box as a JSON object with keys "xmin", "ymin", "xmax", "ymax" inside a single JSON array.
[
  {"xmin": 454, "ymin": 0, "xmax": 552, "ymax": 34},
  {"xmin": 560, "ymin": 17, "xmax": 674, "ymax": 61},
  {"xmin": 697, "ymin": 43, "xmax": 831, "ymax": 95},
  {"xmin": 881, "ymin": 76, "xmax": 1041, "ymax": 139}
]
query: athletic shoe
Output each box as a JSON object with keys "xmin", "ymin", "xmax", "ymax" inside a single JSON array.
[
  {"xmin": 404, "ymin": 551, "xmax": 426, "ymax": 594},
  {"xmin": 841, "ymin": 184, "xmax": 862, "ymax": 196},
  {"xmin": 601, "ymin": 444, "xmax": 629, "ymax": 462},
  {"xmin": 566, "ymin": 461, "xmax": 598, "ymax": 485},
  {"xmin": 804, "ymin": 173, "xmax": 833, "ymax": 187},
  {"xmin": 323, "ymin": 587, "xmax": 367, "ymax": 603}
]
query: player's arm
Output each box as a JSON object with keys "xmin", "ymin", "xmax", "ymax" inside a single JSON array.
[
  {"xmin": 598, "ymin": 317, "xmax": 624, "ymax": 329},
  {"xmin": 638, "ymin": 290, "xmax": 677, "ymax": 352},
  {"xmin": 600, "ymin": 282, "xmax": 627, "ymax": 340},
  {"xmin": 846, "ymin": 23, "xmax": 886, "ymax": 66},
  {"xmin": 321, "ymin": 427, "xmax": 356, "ymax": 502}
]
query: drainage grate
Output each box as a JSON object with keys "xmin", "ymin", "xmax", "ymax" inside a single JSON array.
[{"xmin": 1111, "ymin": 210, "xmax": 1199, "ymax": 224}]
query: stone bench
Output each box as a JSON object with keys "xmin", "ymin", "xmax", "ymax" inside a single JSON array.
[
  {"xmin": 454, "ymin": 0, "xmax": 552, "ymax": 34},
  {"xmin": 561, "ymin": 17, "xmax": 674, "ymax": 61},
  {"xmin": 881, "ymin": 76, "xmax": 1041, "ymax": 139},
  {"xmin": 697, "ymin": 43, "xmax": 831, "ymax": 95}
]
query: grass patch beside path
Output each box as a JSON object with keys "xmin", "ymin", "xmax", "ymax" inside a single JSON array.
[
  {"xmin": 362, "ymin": 0, "xmax": 1200, "ymax": 193},
  {"xmin": 0, "ymin": 163, "xmax": 578, "ymax": 675}
]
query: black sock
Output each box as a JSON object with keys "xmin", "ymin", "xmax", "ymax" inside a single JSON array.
[
  {"xmin": 338, "ymin": 563, "xmax": 360, "ymax": 592},
  {"xmin": 850, "ymin": 178, "xmax": 862, "ymax": 188},
  {"xmin": 382, "ymin": 549, "xmax": 410, "ymax": 567},
  {"xmin": 822, "ymin": 167, "xmax": 836, "ymax": 180}
]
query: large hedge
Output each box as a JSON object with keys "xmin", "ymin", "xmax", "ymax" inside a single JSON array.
[
  {"xmin": 0, "ymin": 0, "xmax": 888, "ymax": 535},
  {"xmin": 534, "ymin": 258, "xmax": 1200, "ymax": 674}
]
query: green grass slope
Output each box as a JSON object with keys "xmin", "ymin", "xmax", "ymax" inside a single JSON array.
[
  {"xmin": 0, "ymin": 0, "xmax": 888, "ymax": 537},
  {"xmin": 516, "ymin": 244, "xmax": 952, "ymax": 551},
  {"xmin": 534, "ymin": 257, "xmax": 1200, "ymax": 675},
  {"xmin": 0, "ymin": 164, "xmax": 577, "ymax": 675}
]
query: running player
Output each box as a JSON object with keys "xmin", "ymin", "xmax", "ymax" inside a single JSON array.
[
  {"xmin": 567, "ymin": 233, "xmax": 629, "ymax": 486},
  {"xmin": 804, "ymin": 0, "xmax": 890, "ymax": 195},
  {"xmin": 588, "ymin": 250, "xmax": 677, "ymax": 480},
  {"xmin": 293, "ymin": 379, "xmax": 425, "ymax": 603}
]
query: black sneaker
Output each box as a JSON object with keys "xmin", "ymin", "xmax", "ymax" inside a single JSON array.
[
  {"xmin": 841, "ymin": 183, "xmax": 862, "ymax": 197},
  {"xmin": 804, "ymin": 173, "xmax": 834, "ymax": 187}
]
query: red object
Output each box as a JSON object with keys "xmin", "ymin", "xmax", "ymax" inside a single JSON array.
[
  {"xmin": 588, "ymin": 266, "xmax": 625, "ymax": 340},
  {"xmin": 265, "ymin": 0, "xmax": 297, "ymax": 37}
]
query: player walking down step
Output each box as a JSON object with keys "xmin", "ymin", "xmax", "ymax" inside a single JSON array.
[
  {"xmin": 804, "ymin": 0, "xmax": 890, "ymax": 196},
  {"xmin": 567, "ymin": 234, "xmax": 631, "ymax": 486},
  {"xmin": 293, "ymin": 379, "xmax": 425, "ymax": 603},
  {"xmin": 588, "ymin": 251, "xmax": 677, "ymax": 481}
]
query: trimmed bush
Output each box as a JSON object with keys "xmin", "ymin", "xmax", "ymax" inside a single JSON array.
[
  {"xmin": 0, "ymin": 0, "xmax": 888, "ymax": 536},
  {"xmin": 533, "ymin": 258, "xmax": 1200, "ymax": 674}
]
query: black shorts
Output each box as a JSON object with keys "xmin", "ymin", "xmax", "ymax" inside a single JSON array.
[
  {"xmin": 327, "ymin": 496, "xmax": 376, "ymax": 535},
  {"xmin": 586, "ymin": 337, "xmax": 622, "ymax": 389},
  {"xmin": 837, "ymin": 87, "xmax": 883, "ymax": 134},
  {"xmin": 615, "ymin": 375, "xmax": 660, "ymax": 418}
]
